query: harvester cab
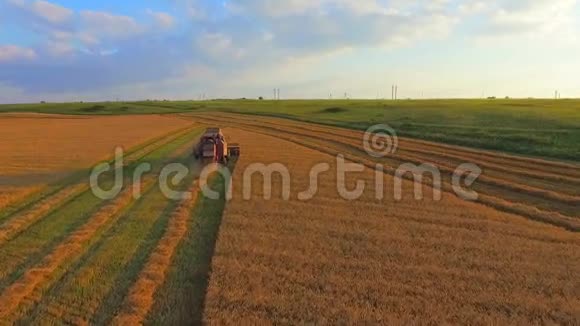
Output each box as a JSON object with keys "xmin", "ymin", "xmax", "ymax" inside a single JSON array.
[{"xmin": 194, "ymin": 127, "xmax": 240, "ymax": 164}]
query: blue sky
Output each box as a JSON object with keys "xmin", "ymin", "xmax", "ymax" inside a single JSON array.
[{"xmin": 0, "ymin": 0, "xmax": 579, "ymax": 103}]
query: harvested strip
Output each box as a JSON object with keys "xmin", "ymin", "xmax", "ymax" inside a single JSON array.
[
  {"xmin": 397, "ymin": 146, "xmax": 580, "ymax": 187},
  {"xmin": 0, "ymin": 126, "xmax": 194, "ymax": 245},
  {"xmin": 202, "ymin": 112, "xmax": 580, "ymax": 179},
  {"xmin": 198, "ymin": 113, "xmax": 580, "ymax": 192},
  {"xmin": 0, "ymin": 178, "xmax": 156, "ymax": 322},
  {"xmin": 193, "ymin": 114, "xmax": 579, "ymax": 212},
  {"xmin": 124, "ymin": 125, "xmax": 195, "ymax": 164},
  {"xmin": 0, "ymin": 183, "xmax": 88, "ymax": 246},
  {"xmin": 254, "ymin": 126, "xmax": 580, "ymax": 229},
  {"xmin": 0, "ymin": 115, "xmax": 194, "ymax": 216},
  {"xmin": 203, "ymin": 128, "xmax": 580, "ymax": 324},
  {"xmin": 194, "ymin": 116, "xmax": 579, "ymax": 230},
  {"xmin": 0, "ymin": 185, "xmax": 46, "ymax": 217},
  {"xmin": 16, "ymin": 132, "xmax": 203, "ymax": 324},
  {"xmin": 391, "ymin": 150, "xmax": 580, "ymax": 207},
  {"xmin": 112, "ymin": 179, "xmax": 202, "ymax": 325},
  {"xmin": 477, "ymin": 194, "xmax": 580, "ymax": 232}
]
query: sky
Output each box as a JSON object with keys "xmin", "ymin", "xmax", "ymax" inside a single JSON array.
[{"xmin": 0, "ymin": 0, "xmax": 579, "ymax": 103}]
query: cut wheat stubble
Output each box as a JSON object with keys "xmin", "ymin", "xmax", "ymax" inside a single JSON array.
[
  {"xmin": 0, "ymin": 184, "xmax": 88, "ymax": 246},
  {"xmin": 0, "ymin": 125, "xmax": 196, "ymax": 249},
  {"xmin": 0, "ymin": 178, "xmax": 157, "ymax": 322},
  {"xmin": 111, "ymin": 179, "xmax": 202, "ymax": 325},
  {"xmin": 190, "ymin": 114, "xmax": 579, "ymax": 231},
  {"xmin": 0, "ymin": 114, "xmax": 195, "ymax": 216},
  {"xmin": 203, "ymin": 128, "xmax": 580, "ymax": 324}
]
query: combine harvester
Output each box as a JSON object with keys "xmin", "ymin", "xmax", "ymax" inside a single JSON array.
[{"xmin": 194, "ymin": 127, "xmax": 240, "ymax": 164}]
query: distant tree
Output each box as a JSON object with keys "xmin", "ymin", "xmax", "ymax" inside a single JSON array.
[
  {"xmin": 40, "ymin": 101, "xmax": 46, "ymax": 104},
  {"xmin": 487, "ymin": 96, "xmax": 496, "ymax": 100},
  {"xmin": 258, "ymin": 96, "xmax": 264, "ymax": 100}
]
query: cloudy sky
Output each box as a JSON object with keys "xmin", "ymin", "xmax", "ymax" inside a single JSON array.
[{"xmin": 0, "ymin": 0, "xmax": 579, "ymax": 103}]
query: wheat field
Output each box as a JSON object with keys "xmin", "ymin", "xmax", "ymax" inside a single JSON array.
[
  {"xmin": 0, "ymin": 111, "xmax": 577, "ymax": 324},
  {"xmin": 0, "ymin": 113, "xmax": 193, "ymax": 214},
  {"xmin": 196, "ymin": 114, "xmax": 580, "ymax": 324}
]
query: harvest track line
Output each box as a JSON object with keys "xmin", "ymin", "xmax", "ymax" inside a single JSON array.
[
  {"xmin": 0, "ymin": 124, "xmax": 195, "ymax": 222},
  {"xmin": 191, "ymin": 114, "xmax": 580, "ymax": 232},
  {"xmin": 10, "ymin": 132, "xmax": 203, "ymax": 325},
  {"xmin": 199, "ymin": 112, "xmax": 579, "ymax": 174},
  {"xmin": 0, "ymin": 126, "xmax": 202, "ymax": 323},
  {"xmin": 202, "ymin": 112, "xmax": 580, "ymax": 185},
  {"xmin": 191, "ymin": 114, "xmax": 580, "ymax": 208},
  {"xmin": 0, "ymin": 184, "xmax": 88, "ymax": 246},
  {"xmin": 195, "ymin": 112, "xmax": 580, "ymax": 180},
  {"xmin": 222, "ymin": 114, "xmax": 580, "ymax": 187},
  {"xmin": 0, "ymin": 125, "xmax": 196, "ymax": 247},
  {"xmin": 0, "ymin": 178, "xmax": 157, "ymax": 322},
  {"xmin": 112, "ymin": 172, "xmax": 205, "ymax": 325}
]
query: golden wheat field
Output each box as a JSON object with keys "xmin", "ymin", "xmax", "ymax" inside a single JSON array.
[
  {"xmin": 0, "ymin": 113, "xmax": 192, "ymax": 212},
  {"xmin": 190, "ymin": 113, "xmax": 580, "ymax": 325},
  {"xmin": 0, "ymin": 111, "xmax": 578, "ymax": 324}
]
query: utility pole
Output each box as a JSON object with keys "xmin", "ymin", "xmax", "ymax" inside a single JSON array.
[{"xmin": 395, "ymin": 85, "xmax": 398, "ymax": 100}]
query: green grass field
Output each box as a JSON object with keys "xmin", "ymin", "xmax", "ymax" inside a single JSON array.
[{"xmin": 1, "ymin": 99, "xmax": 579, "ymax": 161}]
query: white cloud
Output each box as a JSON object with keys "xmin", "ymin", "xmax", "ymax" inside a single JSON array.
[
  {"xmin": 227, "ymin": 0, "xmax": 384, "ymax": 17},
  {"xmin": 470, "ymin": 0, "xmax": 578, "ymax": 43},
  {"xmin": 197, "ymin": 32, "xmax": 246, "ymax": 59},
  {"xmin": 80, "ymin": 10, "xmax": 144, "ymax": 40},
  {"xmin": 0, "ymin": 45, "xmax": 37, "ymax": 62},
  {"xmin": 6, "ymin": 0, "xmax": 73, "ymax": 25},
  {"xmin": 45, "ymin": 41, "xmax": 75, "ymax": 56},
  {"xmin": 146, "ymin": 9, "xmax": 175, "ymax": 29},
  {"xmin": 1, "ymin": 0, "xmax": 578, "ymax": 101},
  {"xmin": 459, "ymin": 1, "xmax": 488, "ymax": 14}
]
